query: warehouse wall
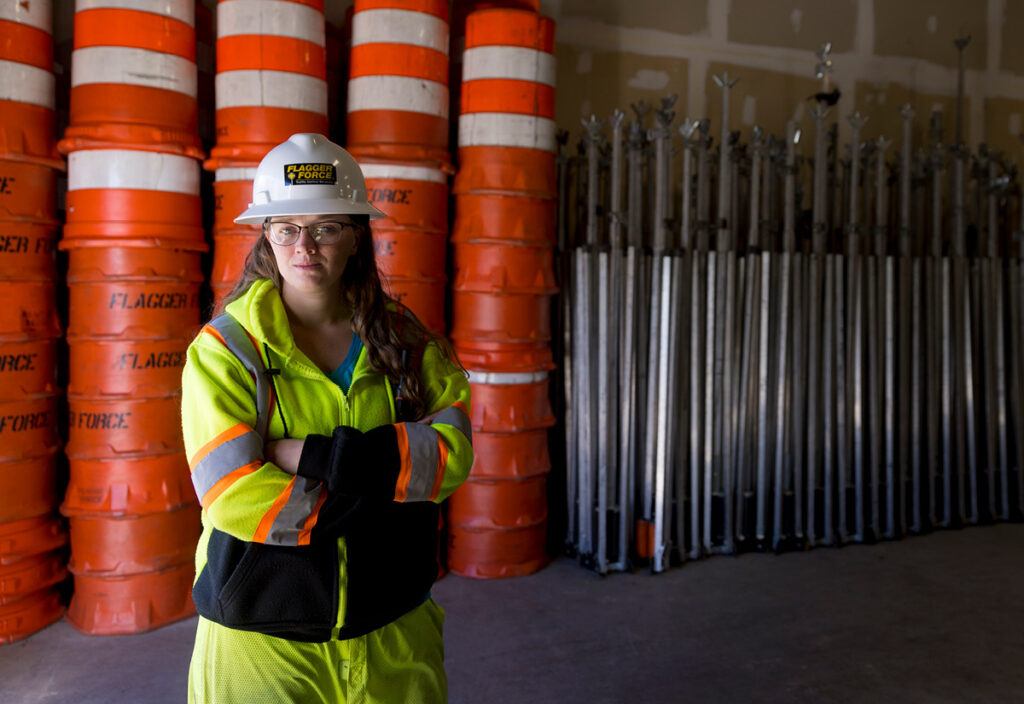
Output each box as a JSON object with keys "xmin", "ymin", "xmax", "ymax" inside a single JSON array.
[{"xmin": 548, "ymin": 0, "xmax": 1024, "ymax": 156}]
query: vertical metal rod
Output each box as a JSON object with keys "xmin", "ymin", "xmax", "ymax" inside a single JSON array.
[
  {"xmin": 689, "ymin": 250, "xmax": 706, "ymax": 559},
  {"xmin": 884, "ymin": 258, "xmax": 897, "ymax": 538},
  {"xmin": 773, "ymin": 251, "xmax": 791, "ymax": 550},
  {"xmin": 941, "ymin": 257, "xmax": 953, "ymax": 527},
  {"xmin": 822, "ymin": 254, "xmax": 836, "ymax": 544},
  {"xmin": 835, "ymin": 253, "xmax": 849, "ymax": 543},
  {"xmin": 755, "ymin": 252, "xmax": 772, "ymax": 547},
  {"xmin": 703, "ymin": 251, "xmax": 717, "ymax": 553},
  {"xmin": 910, "ymin": 256, "xmax": 923, "ymax": 532}
]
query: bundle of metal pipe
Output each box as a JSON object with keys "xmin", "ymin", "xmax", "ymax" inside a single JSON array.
[{"xmin": 560, "ymin": 44, "xmax": 1024, "ymax": 574}]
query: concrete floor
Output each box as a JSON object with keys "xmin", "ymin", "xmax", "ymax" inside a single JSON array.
[{"xmin": 1, "ymin": 524, "xmax": 1021, "ymax": 704}]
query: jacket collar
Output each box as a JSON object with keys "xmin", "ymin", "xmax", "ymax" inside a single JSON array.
[{"xmin": 224, "ymin": 279, "xmax": 376, "ymax": 380}]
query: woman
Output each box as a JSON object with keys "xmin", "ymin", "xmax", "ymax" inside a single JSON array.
[{"xmin": 182, "ymin": 133, "xmax": 472, "ymax": 703}]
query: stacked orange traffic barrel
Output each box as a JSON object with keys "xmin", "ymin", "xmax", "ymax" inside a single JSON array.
[
  {"xmin": 347, "ymin": 0, "xmax": 452, "ymax": 333},
  {"xmin": 447, "ymin": 7, "xmax": 557, "ymax": 578},
  {"xmin": 0, "ymin": 0, "xmax": 67, "ymax": 643},
  {"xmin": 56, "ymin": 0, "xmax": 204, "ymax": 635},
  {"xmin": 206, "ymin": 0, "xmax": 328, "ymax": 305}
]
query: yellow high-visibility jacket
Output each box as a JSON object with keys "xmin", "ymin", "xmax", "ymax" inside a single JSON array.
[{"xmin": 181, "ymin": 279, "xmax": 472, "ymax": 641}]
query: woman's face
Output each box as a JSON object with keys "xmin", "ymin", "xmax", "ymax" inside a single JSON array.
[{"xmin": 265, "ymin": 214, "xmax": 360, "ymax": 296}]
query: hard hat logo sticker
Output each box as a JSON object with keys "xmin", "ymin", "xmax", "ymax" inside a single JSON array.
[{"xmin": 284, "ymin": 163, "xmax": 337, "ymax": 186}]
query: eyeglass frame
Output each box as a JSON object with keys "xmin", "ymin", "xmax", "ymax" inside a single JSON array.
[{"xmin": 263, "ymin": 219, "xmax": 361, "ymax": 246}]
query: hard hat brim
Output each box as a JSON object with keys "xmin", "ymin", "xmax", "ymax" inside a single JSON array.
[{"xmin": 234, "ymin": 199, "xmax": 388, "ymax": 225}]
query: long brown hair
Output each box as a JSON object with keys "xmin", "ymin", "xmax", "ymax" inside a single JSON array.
[{"xmin": 219, "ymin": 216, "xmax": 461, "ymax": 420}]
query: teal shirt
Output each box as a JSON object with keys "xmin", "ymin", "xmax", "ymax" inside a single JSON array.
[{"xmin": 328, "ymin": 334, "xmax": 363, "ymax": 394}]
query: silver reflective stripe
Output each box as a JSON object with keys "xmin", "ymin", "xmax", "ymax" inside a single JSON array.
[
  {"xmin": 432, "ymin": 405, "xmax": 472, "ymax": 445},
  {"xmin": 191, "ymin": 428, "xmax": 264, "ymax": 502},
  {"xmin": 404, "ymin": 422, "xmax": 440, "ymax": 502},
  {"xmin": 265, "ymin": 476, "xmax": 324, "ymax": 546},
  {"xmin": 208, "ymin": 314, "xmax": 271, "ymax": 438}
]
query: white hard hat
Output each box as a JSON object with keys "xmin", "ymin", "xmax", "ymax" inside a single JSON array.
[{"xmin": 234, "ymin": 133, "xmax": 387, "ymax": 224}]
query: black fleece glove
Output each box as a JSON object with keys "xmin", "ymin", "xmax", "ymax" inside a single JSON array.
[{"xmin": 297, "ymin": 425, "xmax": 402, "ymax": 499}]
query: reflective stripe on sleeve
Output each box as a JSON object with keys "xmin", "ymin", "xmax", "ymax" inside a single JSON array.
[
  {"xmin": 255, "ymin": 476, "xmax": 325, "ymax": 546},
  {"xmin": 189, "ymin": 422, "xmax": 265, "ymax": 504},
  {"xmin": 394, "ymin": 422, "xmax": 444, "ymax": 503},
  {"xmin": 431, "ymin": 402, "xmax": 472, "ymax": 444}
]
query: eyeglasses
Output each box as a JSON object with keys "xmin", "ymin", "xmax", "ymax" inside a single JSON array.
[{"xmin": 265, "ymin": 221, "xmax": 357, "ymax": 246}]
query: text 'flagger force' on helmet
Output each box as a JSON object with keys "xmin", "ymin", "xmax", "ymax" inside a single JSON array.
[{"xmin": 234, "ymin": 133, "xmax": 387, "ymax": 224}]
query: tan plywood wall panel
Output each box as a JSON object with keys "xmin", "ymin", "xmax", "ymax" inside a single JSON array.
[
  {"xmin": 854, "ymin": 82, "xmax": 962, "ymax": 147},
  {"xmin": 873, "ymin": 1, "xmax": 987, "ymax": 71},
  {"xmin": 559, "ymin": 0, "xmax": 709, "ymax": 37},
  {"xmin": 702, "ymin": 61, "xmax": 819, "ymax": 136},
  {"xmin": 728, "ymin": 0, "xmax": 856, "ymax": 53},
  {"xmin": 556, "ymin": 45, "xmax": 690, "ymax": 129}
]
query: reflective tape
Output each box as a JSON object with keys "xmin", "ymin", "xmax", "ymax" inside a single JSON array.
[
  {"xmin": 347, "ymin": 75, "xmax": 448, "ymax": 117},
  {"xmin": 462, "ymin": 46, "xmax": 556, "ymax": 86},
  {"xmin": 457, "ymin": 113, "xmax": 557, "ymax": 151},
  {"xmin": 352, "ymin": 9, "xmax": 448, "ymax": 53},
  {"xmin": 264, "ymin": 476, "xmax": 324, "ymax": 546},
  {"xmin": 204, "ymin": 315, "xmax": 271, "ymax": 439},
  {"xmin": 398, "ymin": 422, "xmax": 441, "ymax": 502},
  {"xmin": 71, "ymin": 47, "xmax": 198, "ymax": 97},
  {"xmin": 190, "ymin": 425, "xmax": 264, "ymax": 501},
  {"xmin": 360, "ymin": 163, "xmax": 446, "ymax": 183},
  {"xmin": 432, "ymin": 404, "xmax": 473, "ymax": 443},
  {"xmin": 215, "ymin": 167, "xmax": 259, "ymax": 182},
  {"xmin": 0, "ymin": 60, "xmax": 55, "ymax": 108},
  {"xmin": 68, "ymin": 149, "xmax": 200, "ymax": 194},
  {"xmin": 218, "ymin": 0, "xmax": 324, "ymax": 45},
  {"xmin": 466, "ymin": 370, "xmax": 548, "ymax": 385},
  {"xmin": 76, "ymin": 0, "xmax": 194, "ymax": 25},
  {"xmin": 0, "ymin": 0, "xmax": 52, "ymax": 32},
  {"xmin": 216, "ymin": 69, "xmax": 327, "ymax": 113}
]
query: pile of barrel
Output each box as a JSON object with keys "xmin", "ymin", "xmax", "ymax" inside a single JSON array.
[
  {"xmin": 0, "ymin": 0, "xmax": 67, "ymax": 644},
  {"xmin": 205, "ymin": 0, "xmax": 329, "ymax": 306},
  {"xmin": 446, "ymin": 6, "xmax": 558, "ymax": 578},
  {"xmin": 56, "ymin": 1, "xmax": 202, "ymax": 634},
  {"xmin": 346, "ymin": 0, "xmax": 452, "ymax": 334}
]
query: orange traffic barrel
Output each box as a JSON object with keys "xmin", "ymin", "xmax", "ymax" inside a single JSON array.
[
  {"xmin": 208, "ymin": 0, "xmax": 327, "ymax": 166},
  {"xmin": 373, "ymin": 229, "xmax": 447, "ymax": 280},
  {"xmin": 65, "ymin": 240, "xmax": 205, "ymax": 281},
  {"xmin": 467, "ymin": 370, "xmax": 555, "ymax": 432},
  {"xmin": 361, "ymin": 161, "xmax": 449, "ymax": 233},
  {"xmin": 0, "ymin": 339, "xmax": 58, "ymax": 397},
  {"xmin": 447, "ymin": 520, "xmax": 547, "ymax": 579},
  {"xmin": 0, "ymin": 158, "xmax": 59, "ymax": 223},
  {"xmin": 213, "ymin": 166, "xmax": 259, "ymax": 233},
  {"xmin": 0, "ymin": 514, "xmax": 67, "ymax": 565},
  {"xmin": 66, "ymin": 281, "xmax": 200, "ymax": 340},
  {"xmin": 66, "ymin": 506, "xmax": 199, "ymax": 576},
  {"xmin": 453, "ymin": 9, "xmax": 556, "ymax": 198},
  {"xmin": 0, "ymin": 452, "xmax": 59, "ymax": 524},
  {"xmin": 62, "ymin": 452, "xmax": 195, "ymax": 517},
  {"xmin": 453, "ymin": 339, "xmax": 553, "ymax": 372},
  {"xmin": 59, "ymin": 1, "xmax": 201, "ymax": 156},
  {"xmin": 66, "ymin": 394, "xmax": 183, "ymax": 459},
  {"xmin": 0, "ymin": 281, "xmax": 60, "ymax": 341},
  {"xmin": 468, "ymin": 429, "xmax": 551, "ymax": 479},
  {"xmin": 0, "ymin": 223, "xmax": 58, "ymax": 281},
  {"xmin": 211, "ymin": 232, "xmax": 258, "ymax": 292},
  {"xmin": 0, "ymin": 396, "xmax": 59, "ymax": 463},
  {"xmin": 68, "ymin": 337, "xmax": 190, "ymax": 398},
  {"xmin": 347, "ymin": 0, "xmax": 450, "ymax": 166},
  {"xmin": 0, "ymin": 2, "xmax": 60, "ymax": 161},
  {"xmin": 448, "ymin": 474, "xmax": 547, "ymax": 529},
  {"xmin": 451, "ymin": 193, "xmax": 555, "ymax": 245},
  {"xmin": 383, "ymin": 276, "xmax": 447, "ymax": 333},
  {"xmin": 63, "ymin": 148, "xmax": 204, "ymax": 244},
  {"xmin": 65, "ymin": 561, "xmax": 195, "ymax": 635},
  {"xmin": 0, "ymin": 586, "xmax": 64, "ymax": 644},
  {"xmin": 453, "ymin": 242, "xmax": 556, "ymax": 293},
  {"xmin": 0, "ymin": 550, "xmax": 67, "ymax": 605},
  {"xmin": 451, "ymin": 289, "xmax": 551, "ymax": 343}
]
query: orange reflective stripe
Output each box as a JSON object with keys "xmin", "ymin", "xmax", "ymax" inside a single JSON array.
[
  {"xmin": 297, "ymin": 486, "xmax": 328, "ymax": 546},
  {"xmin": 253, "ymin": 476, "xmax": 296, "ymax": 543},
  {"xmin": 189, "ymin": 422, "xmax": 251, "ymax": 470},
  {"xmin": 394, "ymin": 423, "xmax": 413, "ymax": 502},
  {"xmin": 428, "ymin": 437, "xmax": 448, "ymax": 502},
  {"xmin": 202, "ymin": 324, "xmax": 229, "ymax": 348},
  {"xmin": 200, "ymin": 460, "xmax": 261, "ymax": 509}
]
